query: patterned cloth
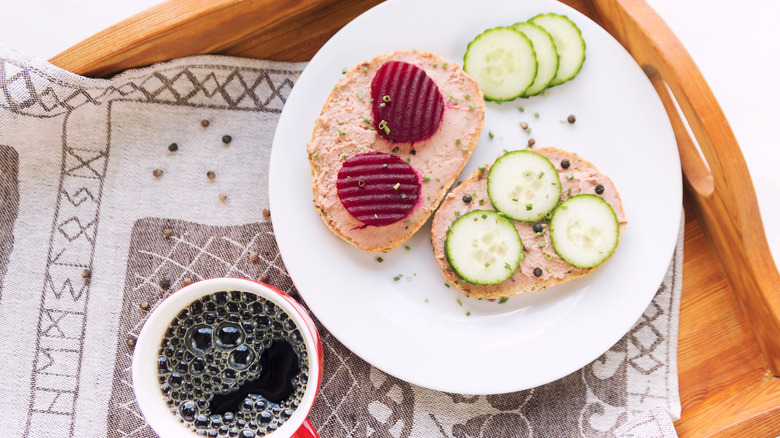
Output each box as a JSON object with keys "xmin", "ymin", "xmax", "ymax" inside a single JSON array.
[{"xmin": 0, "ymin": 48, "xmax": 680, "ymax": 437}]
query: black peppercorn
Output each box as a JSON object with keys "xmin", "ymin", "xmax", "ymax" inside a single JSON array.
[
  {"xmin": 567, "ymin": 114, "xmax": 576, "ymax": 124},
  {"xmin": 595, "ymin": 184, "xmax": 605, "ymax": 195},
  {"xmin": 159, "ymin": 278, "xmax": 171, "ymax": 290},
  {"xmin": 462, "ymin": 194, "xmax": 473, "ymax": 204},
  {"xmin": 533, "ymin": 223, "xmax": 543, "ymax": 233},
  {"xmin": 533, "ymin": 267, "xmax": 543, "ymax": 277},
  {"xmin": 561, "ymin": 159, "xmax": 570, "ymax": 169},
  {"xmin": 200, "ymin": 119, "xmax": 210, "ymax": 128},
  {"xmin": 528, "ymin": 138, "xmax": 535, "ymax": 147},
  {"xmin": 168, "ymin": 143, "xmax": 178, "ymax": 152},
  {"xmin": 222, "ymin": 135, "xmax": 232, "ymax": 144}
]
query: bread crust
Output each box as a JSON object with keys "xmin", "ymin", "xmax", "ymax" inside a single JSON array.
[
  {"xmin": 307, "ymin": 50, "xmax": 485, "ymax": 252},
  {"xmin": 431, "ymin": 147, "xmax": 626, "ymax": 299}
]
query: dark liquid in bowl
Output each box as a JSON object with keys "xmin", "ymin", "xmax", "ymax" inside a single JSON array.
[{"xmin": 157, "ymin": 290, "xmax": 309, "ymax": 436}]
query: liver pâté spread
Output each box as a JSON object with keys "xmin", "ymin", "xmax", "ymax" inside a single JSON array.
[{"xmin": 307, "ymin": 50, "xmax": 485, "ymax": 252}]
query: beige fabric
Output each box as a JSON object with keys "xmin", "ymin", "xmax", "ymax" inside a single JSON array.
[{"xmin": 0, "ymin": 48, "xmax": 680, "ymax": 437}]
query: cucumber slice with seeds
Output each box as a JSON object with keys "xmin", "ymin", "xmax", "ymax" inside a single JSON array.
[
  {"xmin": 528, "ymin": 13, "xmax": 585, "ymax": 87},
  {"xmin": 445, "ymin": 210, "xmax": 523, "ymax": 285},
  {"xmin": 512, "ymin": 22, "xmax": 559, "ymax": 97},
  {"xmin": 487, "ymin": 150, "xmax": 561, "ymax": 222},
  {"xmin": 463, "ymin": 27, "xmax": 537, "ymax": 102},
  {"xmin": 550, "ymin": 194, "xmax": 619, "ymax": 268}
]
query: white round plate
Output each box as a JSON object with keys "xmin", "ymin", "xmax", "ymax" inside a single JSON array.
[{"xmin": 269, "ymin": 0, "xmax": 680, "ymax": 394}]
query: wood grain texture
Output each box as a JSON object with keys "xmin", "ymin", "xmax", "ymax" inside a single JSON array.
[{"xmin": 49, "ymin": 0, "xmax": 780, "ymax": 436}]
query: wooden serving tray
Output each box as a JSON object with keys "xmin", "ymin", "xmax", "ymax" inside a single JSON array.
[{"xmin": 50, "ymin": 0, "xmax": 780, "ymax": 436}]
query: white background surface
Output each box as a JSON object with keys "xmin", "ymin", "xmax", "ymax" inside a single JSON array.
[{"xmin": 1, "ymin": 0, "xmax": 778, "ymax": 267}]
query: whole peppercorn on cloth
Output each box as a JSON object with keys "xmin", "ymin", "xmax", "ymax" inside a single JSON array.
[{"xmin": 0, "ymin": 47, "xmax": 680, "ymax": 438}]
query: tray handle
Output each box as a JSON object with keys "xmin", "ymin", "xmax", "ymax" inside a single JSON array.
[{"xmin": 589, "ymin": 0, "xmax": 780, "ymax": 373}]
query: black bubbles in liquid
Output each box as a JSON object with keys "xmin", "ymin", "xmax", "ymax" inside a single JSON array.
[{"xmin": 209, "ymin": 340, "xmax": 300, "ymax": 415}]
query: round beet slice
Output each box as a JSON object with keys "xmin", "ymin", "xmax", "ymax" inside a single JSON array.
[
  {"xmin": 371, "ymin": 61, "xmax": 444, "ymax": 144},
  {"xmin": 336, "ymin": 152, "xmax": 421, "ymax": 226}
]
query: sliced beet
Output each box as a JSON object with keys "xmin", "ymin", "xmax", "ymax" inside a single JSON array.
[
  {"xmin": 336, "ymin": 152, "xmax": 420, "ymax": 226},
  {"xmin": 371, "ymin": 61, "xmax": 444, "ymax": 144}
]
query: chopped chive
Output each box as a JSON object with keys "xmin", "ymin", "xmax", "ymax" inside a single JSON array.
[
  {"xmin": 358, "ymin": 180, "xmax": 365, "ymax": 187},
  {"xmin": 357, "ymin": 90, "xmax": 363, "ymax": 100},
  {"xmin": 442, "ymin": 62, "xmax": 448, "ymax": 68},
  {"xmin": 478, "ymin": 199, "xmax": 484, "ymax": 205},
  {"xmin": 465, "ymin": 94, "xmax": 471, "ymax": 99},
  {"xmin": 534, "ymin": 112, "xmax": 540, "ymax": 118},
  {"xmin": 435, "ymin": 177, "xmax": 441, "ymax": 182},
  {"xmin": 383, "ymin": 95, "xmax": 391, "ymax": 102},
  {"xmin": 405, "ymin": 245, "xmax": 411, "ymax": 251},
  {"xmin": 488, "ymin": 131, "xmax": 494, "ymax": 139},
  {"xmin": 466, "ymin": 311, "xmax": 471, "ymax": 317},
  {"xmin": 338, "ymin": 129, "xmax": 346, "ymax": 136},
  {"xmin": 512, "ymin": 198, "xmax": 518, "ymax": 202},
  {"xmin": 526, "ymin": 203, "xmax": 533, "ymax": 210},
  {"xmin": 379, "ymin": 102, "xmax": 386, "ymax": 107},
  {"xmin": 382, "ymin": 163, "xmax": 388, "ymax": 168},
  {"xmin": 499, "ymin": 297, "xmax": 509, "ymax": 304},
  {"xmin": 538, "ymin": 242, "xmax": 547, "ymax": 247},
  {"xmin": 538, "ymin": 171, "xmax": 544, "ymax": 179},
  {"xmin": 341, "ymin": 67, "xmax": 347, "ymax": 74},
  {"xmin": 423, "ymin": 176, "xmax": 431, "ymax": 182},
  {"xmin": 445, "ymin": 283, "xmax": 451, "ymax": 288},
  {"xmin": 478, "ymin": 165, "xmax": 485, "ymax": 171},
  {"xmin": 454, "ymin": 211, "xmax": 460, "ymax": 217},
  {"xmin": 567, "ymin": 173, "xmax": 574, "ymax": 180},
  {"xmin": 393, "ymin": 183, "xmax": 400, "ymax": 190},
  {"xmin": 363, "ymin": 116, "xmax": 371, "ymax": 123},
  {"xmin": 504, "ymin": 262, "xmax": 511, "ymax": 270},
  {"xmin": 312, "ymin": 152, "xmax": 319, "ymax": 158},
  {"xmin": 469, "ymin": 103, "xmax": 475, "ymax": 110},
  {"xmin": 545, "ymin": 253, "xmax": 553, "ymax": 260},
  {"xmin": 484, "ymin": 262, "xmax": 490, "ymax": 268},
  {"xmin": 455, "ymin": 139, "xmax": 462, "ymax": 146},
  {"xmin": 481, "ymin": 213, "xmax": 488, "ymax": 219},
  {"xmin": 457, "ymin": 298, "xmax": 462, "ymax": 306},
  {"xmin": 378, "ymin": 120, "xmax": 390, "ymax": 134},
  {"xmin": 519, "ymin": 106, "xmax": 525, "ymax": 112},
  {"xmin": 377, "ymin": 257, "xmax": 384, "ymax": 263},
  {"xmin": 391, "ymin": 146, "xmax": 399, "ymax": 153},
  {"xmin": 374, "ymin": 214, "xmax": 378, "ymax": 219},
  {"xmin": 404, "ymin": 220, "xmax": 413, "ymax": 224},
  {"xmin": 406, "ymin": 158, "xmax": 411, "ymax": 163},
  {"xmin": 363, "ymin": 66, "xmax": 369, "ymax": 72},
  {"xmin": 433, "ymin": 63, "xmax": 438, "ymax": 67},
  {"xmin": 394, "ymin": 274, "xmax": 402, "ymax": 281},
  {"xmin": 342, "ymin": 154, "xmax": 347, "ymax": 161}
]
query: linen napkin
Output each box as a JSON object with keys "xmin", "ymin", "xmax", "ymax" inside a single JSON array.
[{"xmin": 0, "ymin": 47, "xmax": 681, "ymax": 438}]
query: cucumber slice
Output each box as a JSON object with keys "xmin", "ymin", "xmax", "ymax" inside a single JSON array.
[
  {"xmin": 512, "ymin": 22, "xmax": 559, "ymax": 97},
  {"xmin": 445, "ymin": 210, "xmax": 523, "ymax": 285},
  {"xmin": 528, "ymin": 13, "xmax": 585, "ymax": 87},
  {"xmin": 487, "ymin": 150, "xmax": 561, "ymax": 222},
  {"xmin": 550, "ymin": 194, "xmax": 619, "ymax": 268},
  {"xmin": 463, "ymin": 27, "xmax": 537, "ymax": 102}
]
